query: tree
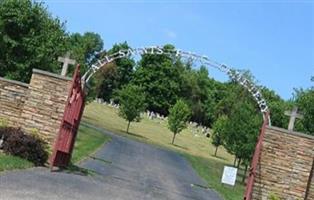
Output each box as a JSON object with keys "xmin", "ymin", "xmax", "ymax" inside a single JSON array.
[
  {"xmin": 132, "ymin": 44, "xmax": 184, "ymax": 115},
  {"xmin": 0, "ymin": 0, "xmax": 104, "ymax": 83},
  {"xmin": 211, "ymin": 115, "xmax": 227, "ymax": 157},
  {"xmin": 214, "ymin": 77, "xmax": 263, "ymax": 166},
  {"xmin": 168, "ymin": 100, "xmax": 190, "ymax": 145},
  {"xmin": 261, "ymin": 87, "xmax": 289, "ymax": 128},
  {"xmin": 116, "ymin": 84, "xmax": 146, "ymax": 133},
  {"xmin": 294, "ymin": 87, "xmax": 314, "ymax": 135},
  {"xmin": 0, "ymin": 0, "xmax": 67, "ymax": 82},
  {"xmin": 67, "ymin": 32, "xmax": 104, "ymax": 75},
  {"xmin": 180, "ymin": 66, "xmax": 219, "ymax": 127},
  {"xmin": 96, "ymin": 42, "xmax": 135, "ymax": 102}
]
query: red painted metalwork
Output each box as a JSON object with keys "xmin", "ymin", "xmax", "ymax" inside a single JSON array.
[
  {"xmin": 244, "ymin": 112, "xmax": 270, "ymax": 200},
  {"xmin": 50, "ymin": 65, "xmax": 85, "ymax": 168}
]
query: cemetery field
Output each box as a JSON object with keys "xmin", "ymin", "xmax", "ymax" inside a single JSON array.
[
  {"xmin": 0, "ymin": 124, "xmax": 109, "ymax": 172},
  {"xmin": 83, "ymin": 102, "xmax": 245, "ymax": 200}
]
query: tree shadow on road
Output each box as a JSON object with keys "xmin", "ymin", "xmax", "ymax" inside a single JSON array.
[
  {"xmin": 210, "ymin": 155, "xmax": 227, "ymax": 161},
  {"xmin": 123, "ymin": 131, "xmax": 148, "ymax": 140},
  {"xmin": 51, "ymin": 163, "xmax": 98, "ymax": 176}
]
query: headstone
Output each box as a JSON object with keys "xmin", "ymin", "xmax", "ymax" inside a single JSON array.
[
  {"xmin": 58, "ymin": 52, "xmax": 76, "ymax": 76},
  {"xmin": 284, "ymin": 106, "xmax": 303, "ymax": 131},
  {"xmin": 110, "ymin": 99, "xmax": 114, "ymax": 107}
]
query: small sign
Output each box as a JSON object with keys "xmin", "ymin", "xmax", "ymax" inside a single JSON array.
[{"xmin": 221, "ymin": 166, "xmax": 238, "ymax": 186}]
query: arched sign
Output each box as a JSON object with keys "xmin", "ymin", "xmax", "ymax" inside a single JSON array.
[{"xmin": 82, "ymin": 46, "xmax": 270, "ymax": 123}]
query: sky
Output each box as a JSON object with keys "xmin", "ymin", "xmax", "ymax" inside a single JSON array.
[{"xmin": 42, "ymin": 0, "xmax": 313, "ymax": 99}]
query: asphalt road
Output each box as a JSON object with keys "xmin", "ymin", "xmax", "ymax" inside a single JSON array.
[{"xmin": 0, "ymin": 125, "xmax": 221, "ymax": 200}]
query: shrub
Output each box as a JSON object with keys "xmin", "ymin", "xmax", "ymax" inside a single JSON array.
[{"xmin": 0, "ymin": 127, "xmax": 48, "ymax": 166}]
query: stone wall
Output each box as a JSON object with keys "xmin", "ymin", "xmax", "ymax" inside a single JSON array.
[
  {"xmin": 0, "ymin": 78, "xmax": 29, "ymax": 126},
  {"xmin": 0, "ymin": 69, "xmax": 72, "ymax": 145},
  {"xmin": 20, "ymin": 69, "xmax": 72, "ymax": 144},
  {"xmin": 252, "ymin": 126, "xmax": 314, "ymax": 200}
]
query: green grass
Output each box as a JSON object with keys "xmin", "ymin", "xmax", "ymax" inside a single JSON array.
[
  {"xmin": 0, "ymin": 153, "xmax": 33, "ymax": 172},
  {"xmin": 185, "ymin": 153, "xmax": 245, "ymax": 199},
  {"xmin": 83, "ymin": 102, "xmax": 245, "ymax": 200},
  {"xmin": 71, "ymin": 124, "xmax": 111, "ymax": 163}
]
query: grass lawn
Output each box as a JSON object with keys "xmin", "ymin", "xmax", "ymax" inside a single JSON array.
[
  {"xmin": 71, "ymin": 123, "xmax": 110, "ymax": 163},
  {"xmin": 0, "ymin": 123, "xmax": 110, "ymax": 173},
  {"xmin": 0, "ymin": 153, "xmax": 33, "ymax": 172},
  {"xmin": 83, "ymin": 102, "xmax": 245, "ymax": 200}
]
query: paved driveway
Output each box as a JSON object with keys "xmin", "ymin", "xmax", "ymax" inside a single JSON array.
[{"xmin": 0, "ymin": 124, "xmax": 221, "ymax": 200}]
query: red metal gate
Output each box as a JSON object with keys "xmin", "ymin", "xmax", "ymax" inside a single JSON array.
[{"xmin": 50, "ymin": 65, "xmax": 85, "ymax": 168}]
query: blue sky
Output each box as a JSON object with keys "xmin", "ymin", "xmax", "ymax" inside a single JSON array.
[{"xmin": 43, "ymin": 0, "xmax": 313, "ymax": 99}]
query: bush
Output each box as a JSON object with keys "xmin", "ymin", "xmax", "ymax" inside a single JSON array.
[{"xmin": 0, "ymin": 127, "xmax": 48, "ymax": 166}]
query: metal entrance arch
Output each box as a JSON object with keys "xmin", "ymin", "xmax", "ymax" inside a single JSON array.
[
  {"xmin": 82, "ymin": 46, "xmax": 269, "ymax": 121},
  {"xmin": 52, "ymin": 46, "xmax": 271, "ymax": 200}
]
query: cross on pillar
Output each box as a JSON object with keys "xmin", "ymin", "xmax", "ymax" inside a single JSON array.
[
  {"xmin": 284, "ymin": 106, "xmax": 303, "ymax": 131},
  {"xmin": 58, "ymin": 52, "xmax": 76, "ymax": 76}
]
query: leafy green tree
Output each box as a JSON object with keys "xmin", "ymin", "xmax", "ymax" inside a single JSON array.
[
  {"xmin": 261, "ymin": 87, "xmax": 289, "ymax": 128},
  {"xmin": 211, "ymin": 115, "xmax": 227, "ymax": 157},
  {"xmin": 180, "ymin": 66, "xmax": 218, "ymax": 127},
  {"xmin": 132, "ymin": 44, "xmax": 184, "ymax": 115},
  {"xmin": 96, "ymin": 42, "xmax": 135, "ymax": 101},
  {"xmin": 67, "ymin": 32, "xmax": 103, "ymax": 75},
  {"xmin": 228, "ymin": 101, "xmax": 261, "ymax": 165},
  {"xmin": 168, "ymin": 100, "xmax": 190, "ymax": 145},
  {"xmin": 294, "ymin": 87, "xmax": 314, "ymax": 135},
  {"xmin": 117, "ymin": 84, "xmax": 146, "ymax": 133},
  {"xmin": 0, "ymin": 0, "xmax": 67, "ymax": 82},
  {"xmin": 214, "ymin": 77, "xmax": 263, "ymax": 166}
]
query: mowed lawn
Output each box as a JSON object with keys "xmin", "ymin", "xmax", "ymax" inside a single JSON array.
[
  {"xmin": 0, "ymin": 153, "xmax": 33, "ymax": 172},
  {"xmin": 0, "ymin": 123, "xmax": 110, "ymax": 172},
  {"xmin": 83, "ymin": 102, "xmax": 245, "ymax": 200}
]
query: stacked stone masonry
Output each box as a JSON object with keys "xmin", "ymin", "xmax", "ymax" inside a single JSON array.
[
  {"xmin": 0, "ymin": 69, "xmax": 72, "ymax": 145},
  {"xmin": 252, "ymin": 126, "xmax": 314, "ymax": 200},
  {"xmin": 0, "ymin": 78, "xmax": 29, "ymax": 126}
]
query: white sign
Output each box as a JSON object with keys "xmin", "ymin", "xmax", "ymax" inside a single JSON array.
[{"xmin": 221, "ymin": 166, "xmax": 238, "ymax": 186}]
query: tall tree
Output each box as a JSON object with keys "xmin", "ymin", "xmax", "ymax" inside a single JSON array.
[
  {"xmin": 96, "ymin": 42, "xmax": 135, "ymax": 101},
  {"xmin": 211, "ymin": 115, "xmax": 227, "ymax": 157},
  {"xmin": 0, "ymin": 0, "xmax": 67, "ymax": 82},
  {"xmin": 261, "ymin": 87, "xmax": 289, "ymax": 128},
  {"xmin": 67, "ymin": 32, "xmax": 103, "ymax": 75},
  {"xmin": 116, "ymin": 84, "xmax": 146, "ymax": 134},
  {"xmin": 214, "ymin": 74, "xmax": 263, "ymax": 165},
  {"xmin": 294, "ymin": 87, "xmax": 314, "ymax": 135},
  {"xmin": 168, "ymin": 100, "xmax": 190, "ymax": 145},
  {"xmin": 132, "ymin": 44, "xmax": 185, "ymax": 115},
  {"xmin": 180, "ymin": 65, "xmax": 223, "ymax": 127}
]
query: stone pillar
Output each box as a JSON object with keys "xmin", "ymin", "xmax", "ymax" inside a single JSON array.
[
  {"xmin": 252, "ymin": 126, "xmax": 314, "ymax": 200},
  {"xmin": 0, "ymin": 78, "xmax": 29, "ymax": 126},
  {"xmin": 20, "ymin": 69, "xmax": 72, "ymax": 145}
]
